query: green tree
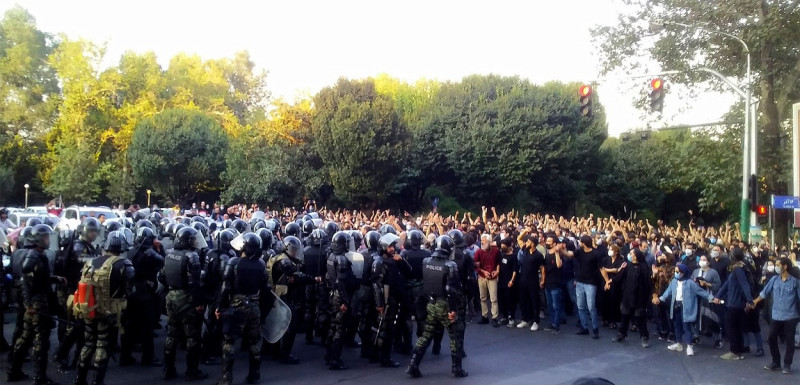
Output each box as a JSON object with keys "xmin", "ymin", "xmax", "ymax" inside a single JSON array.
[
  {"xmin": 594, "ymin": 0, "xmax": 800, "ymax": 242},
  {"xmin": 0, "ymin": 6, "xmax": 59, "ymax": 203},
  {"xmin": 312, "ymin": 78, "xmax": 409, "ymax": 207},
  {"xmin": 129, "ymin": 109, "xmax": 228, "ymax": 204}
]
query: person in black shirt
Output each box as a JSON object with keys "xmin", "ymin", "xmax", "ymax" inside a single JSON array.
[
  {"xmin": 559, "ymin": 235, "xmax": 611, "ymax": 339},
  {"xmin": 497, "ymin": 238, "xmax": 519, "ymax": 327},
  {"xmin": 516, "ymin": 233, "xmax": 545, "ymax": 331},
  {"xmin": 600, "ymin": 245, "xmax": 624, "ymax": 329},
  {"xmin": 543, "ymin": 235, "xmax": 563, "ymax": 333}
]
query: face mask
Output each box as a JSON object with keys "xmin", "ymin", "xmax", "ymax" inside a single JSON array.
[
  {"xmin": 596, "ymin": 239, "xmax": 603, "ymax": 246},
  {"xmin": 674, "ymin": 272, "xmax": 681, "ymax": 279},
  {"xmin": 627, "ymin": 254, "xmax": 633, "ymax": 262},
  {"xmin": 591, "ymin": 228, "xmax": 597, "ymax": 233},
  {"xmin": 710, "ymin": 251, "xmax": 720, "ymax": 259},
  {"xmin": 500, "ymin": 233, "xmax": 507, "ymax": 240},
  {"xmin": 709, "ymin": 237, "xmax": 716, "ymax": 244},
  {"xmin": 608, "ymin": 250, "xmax": 614, "ymax": 257},
  {"xmin": 699, "ymin": 260, "xmax": 708, "ymax": 268},
  {"xmin": 775, "ymin": 266, "xmax": 782, "ymax": 275},
  {"xmin": 767, "ymin": 265, "xmax": 775, "ymax": 273},
  {"xmin": 684, "ymin": 249, "xmax": 693, "ymax": 256}
]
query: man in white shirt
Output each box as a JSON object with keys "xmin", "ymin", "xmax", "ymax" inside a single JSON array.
[{"xmin": 0, "ymin": 208, "xmax": 15, "ymax": 233}]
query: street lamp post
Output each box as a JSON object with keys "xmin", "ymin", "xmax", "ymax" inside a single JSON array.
[
  {"xmin": 146, "ymin": 190, "xmax": 151, "ymax": 207},
  {"xmin": 24, "ymin": 184, "xmax": 30, "ymax": 209},
  {"xmin": 652, "ymin": 21, "xmax": 753, "ymax": 240}
]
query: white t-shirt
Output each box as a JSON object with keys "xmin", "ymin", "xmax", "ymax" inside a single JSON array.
[{"xmin": 676, "ymin": 280, "xmax": 684, "ymax": 302}]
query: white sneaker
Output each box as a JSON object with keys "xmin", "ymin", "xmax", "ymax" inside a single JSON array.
[
  {"xmin": 667, "ymin": 343, "xmax": 683, "ymax": 352},
  {"xmin": 686, "ymin": 345, "xmax": 694, "ymax": 356},
  {"xmin": 530, "ymin": 322, "xmax": 539, "ymax": 331},
  {"xmin": 516, "ymin": 321, "xmax": 530, "ymax": 329},
  {"xmin": 507, "ymin": 319, "xmax": 515, "ymax": 328}
]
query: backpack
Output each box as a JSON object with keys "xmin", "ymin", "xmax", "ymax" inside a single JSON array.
[
  {"xmin": 266, "ymin": 253, "xmax": 288, "ymax": 297},
  {"xmin": 71, "ymin": 255, "xmax": 127, "ymax": 326}
]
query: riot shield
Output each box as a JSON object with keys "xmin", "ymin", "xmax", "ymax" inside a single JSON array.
[
  {"xmin": 261, "ymin": 291, "xmax": 291, "ymax": 343},
  {"xmin": 346, "ymin": 251, "xmax": 364, "ymax": 279}
]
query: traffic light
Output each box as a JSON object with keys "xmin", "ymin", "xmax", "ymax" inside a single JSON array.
[
  {"xmin": 579, "ymin": 85, "xmax": 592, "ymax": 117},
  {"xmin": 650, "ymin": 78, "xmax": 664, "ymax": 113},
  {"xmin": 756, "ymin": 205, "xmax": 768, "ymax": 225},
  {"xmin": 748, "ymin": 174, "xmax": 758, "ymax": 211}
]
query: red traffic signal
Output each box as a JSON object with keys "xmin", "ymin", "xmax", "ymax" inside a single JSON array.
[
  {"xmin": 756, "ymin": 205, "xmax": 768, "ymax": 216},
  {"xmin": 579, "ymin": 85, "xmax": 592, "ymax": 97},
  {"xmin": 579, "ymin": 85, "xmax": 593, "ymax": 117},
  {"xmin": 651, "ymin": 78, "xmax": 664, "ymax": 90}
]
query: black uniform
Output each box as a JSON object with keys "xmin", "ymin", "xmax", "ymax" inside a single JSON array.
[
  {"xmin": 7, "ymin": 245, "xmax": 32, "ymax": 358},
  {"xmin": 75, "ymin": 254, "xmax": 135, "ymax": 385},
  {"xmin": 272, "ymin": 252, "xmax": 315, "ymax": 362},
  {"xmin": 324, "ymin": 252, "xmax": 354, "ymax": 369},
  {"xmin": 401, "ymin": 247, "xmax": 429, "ymax": 348},
  {"xmin": 371, "ymin": 251, "xmax": 411, "ymax": 367},
  {"xmin": 216, "ymin": 255, "xmax": 270, "ymax": 385},
  {"xmin": 358, "ymin": 249, "xmax": 379, "ymax": 361},
  {"xmin": 301, "ymin": 242, "xmax": 326, "ymax": 344},
  {"xmin": 201, "ymin": 248, "xmax": 234, "ymax": 363},
  {"xmin": 120, "ymin": 244, "xmax": 164, "ymax": 365},
  {"xmin": 8, "ymin": 248, "xmax": 57, "ymax": 384},
  {"xmin": 159, "ymin": 248, "xmax": 206, "ymax": 380}
]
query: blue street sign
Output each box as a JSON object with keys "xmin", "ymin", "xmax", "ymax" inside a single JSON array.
[{"xmin": 771, "ymin": 195, "xmax": 800, "ymax": 209}]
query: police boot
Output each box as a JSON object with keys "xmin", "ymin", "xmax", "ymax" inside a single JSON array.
[
  {"xmin": 73, "ymin": 364, "xmax": 89, "ymax": 385},
  {"xmin": 162, "ymin": 351, "xmax": 177, "ymax": 380},
  {"xmin": 217, "ymin": 357, "xmax": 233, "ymax": 385},
  {"xmin": 184, "ymin": 350, "xmax": 208, "ymax": 381},
  {"xmin": 405, "ymin": 349, "xmax": 424, "ymax": 378},
  {"xmin": 91, "ymin": 359, "xmax": 109, "ymax": 385},
  {"xmin": 245, "ymin": 357, "xmax": 260, "ymax": 384},
  {"xmin": 451, "ymin": 355, "xmax": 468, "ymax": 378}
]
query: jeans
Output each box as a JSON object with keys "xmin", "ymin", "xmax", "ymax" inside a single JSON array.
[
  {"xmin": 768, "ymin": 318, "xmax": 799, "ymax": 367},
  {"xmin": 545, "ymin": 288, "xmax": 563, "ymax": 329},
  {"xmin": 565, "ymin": 279, "xmax": 578, "ymax": 317},
  {"xmin": 575, "ymin": 282, "xmax": 598, "ymax": 331},
  {"xmin": 478, "ymin": 277, "xmax": 499, "ymax": 319},
  {"xmin": 672, "ymin": 304, "xmax": 694, "ymax": 345}
]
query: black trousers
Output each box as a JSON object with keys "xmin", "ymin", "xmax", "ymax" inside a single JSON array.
[
  {"xmin": 768, "ymin": 318, "xmax": 799, "ymax": 367},
  {"xmin": 497, "ymin": 281, "xmax": 518, "ymax": 321},
  {"xmin": 518, "ymin": 282, "xmax": 540, "ymax": 323},
  {"xmin": 618, "ymin": 305, "xmax": 648, "ymax": 339},
  {"xmin": 726, "ymin": 307, "xmax": 747, "ymax": 355}
]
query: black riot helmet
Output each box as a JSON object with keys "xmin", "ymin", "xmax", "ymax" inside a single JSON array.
[
  {"xmin": 174, "ymin": 226, "xmax": 198, "ymax": 250},
  {"xmin": 283, "ymin": 236, "xmax": 304, "ymax": 260},
  {"xmin": 330, "ymin": 231, "xmax": 351, "ymax": 254},
  {"xmin": 408, "ymin": 230, "xmax": 425, "ymax": 250},
  {"xmin": 136, "ymin": 219, "xmax": 155, "ymax": 231},
  {"xmin": 255, "ymin": 228, "xmax": 274, "ymax": 251},
  {"xmin": 222, "ymin": 219, "xmax": 232, "ymax": 230},
  {"xmin": 302, "ymin": 220, "xmax": 316, "ymax": 238},
  {"xmin": 379, "ymin": 224, "xmax": 397, "ymax": 236},
  {"xmin": 285, "ymin": 222, "xmax": 301, "ymax": 239},
  {"xmin": 172, "ymin": 223, "xmax": 185, "ymax": 235},
  {"xmin": 105, "ymin": 221, "xmax": 122, "ymax": 233},
  {"xmin": 208, "ymin": 222, "xmax": 218, "ymax": 233},
  {"xmin": 19, "ymin": 226, "xmax": 34, "ymax": 248},
  {"xmin": 58, "ymin": 228, "xmax": 75, "ymax": 247},
  {"xmin": 365, "ymin": 231, "xmax": 381, "ymax": 252},
  {"xmin": 231, "ymin": 219, "xmax": 247, "ymax": 234},
  {"xmin": 135, "ymin": 226, "xmax": 156, "ymax": 247},
  {"xmin": 349, "ymin": 230, "xmax": 363, "ymax": 251},
  {"xmin": 241, "ymin": 233, "xmax": 262, "ymax": 257},
  {"xmin": 252, "ymin": 220, "xmax": 267, "ymax": 232},
  {"xmin": 180, "ymin": 217, "xmax": 192, "ymax": 226},
  {"xmin": 435, "ymin": 235, "xmax": 455, "ymax": 256},
  {"xmin": 191, "ymin": 222, "xmax": 209, "ymax": 237},
  {"xmin": 29, "ymin": 224, "xmax": 53, "ymax": 250},
  {"xmin": 26, "ymin": 218, "xmax": 43, "ymax": 227},
  {"xmin": 121, "ymin": 217, "xmax": 135, "ymax": 229},
  {"xmin": 324, "ymin": 222, "xmax": 340, "ymax": 239},
  {"xmin": 309, "ymin": 228, "xmax": 327, "ymax": 247},
  {"xmin": 104, "ymin": 230, "xmax": 129, "ymax": 255},
  {"xmin": 79, "ymin": 217, "xmax": 102, "ymax": 242},
  {"xmin": 148, "ymin": 212, "xmax": 163, "ymax": 225},
  {"xmin": 265, "ymin": 218, "xmax": 280, "ymax": 234},
  {"xmin": 447, "ymin": 229, "xmax": 466, "ymax": 248},
  {"xmin": 215, "ymin": 229, "xmax": 236, "ymax": 252},
  {"xmin": 192, "ymin": 215, "xmax": 205, "ymax": 223},
  {"xmin": 132, "ymin": 210, "xmax": 148, "ymax": 223}
]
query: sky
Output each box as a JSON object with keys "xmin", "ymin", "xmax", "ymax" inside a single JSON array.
[{"xmin": 3, "ymin": 0, "xmax": 740, "ymax": 136}]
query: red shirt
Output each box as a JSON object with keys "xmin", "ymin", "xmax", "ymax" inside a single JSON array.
[{"xmin": 475, "ymin": 247, "xmax": 500, "ymax": 279}]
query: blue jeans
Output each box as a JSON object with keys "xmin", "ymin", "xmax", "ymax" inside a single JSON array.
[
  {"xmin": 565, "ymin": 279, "xmax": 578, "ymax": 317},
  {"xmin": 673, "ymin": 304, "xmax": 694, "ymax": 345},
  {"xmin": 576, "ymin": 282, "xmax": 599, "ymax": 331},
  {"xmin": 545, "ymin": 288, "xmax": 563, "ymax": 329}
]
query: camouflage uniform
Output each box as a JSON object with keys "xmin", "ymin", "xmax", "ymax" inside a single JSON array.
[
  {"xmin": 54, "ymin": 239, "xmax": 98, "ymax": 371},
  {"xmin": 416, "ymin": 300, "xmax": 465, "ymax": 356}
]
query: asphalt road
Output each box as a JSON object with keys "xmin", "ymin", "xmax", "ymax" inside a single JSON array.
[{"xmin": 2, "ymin": 313, "xmax": 798, "ymax": 385}]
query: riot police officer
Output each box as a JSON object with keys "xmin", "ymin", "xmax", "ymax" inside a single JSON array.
[
  {"xmin": 215, "ymin": 233, "xmax": 271, "ymax": 385},
  {"xmin": 405, "ymin": 235, "xmax": 467, "ymax": 378},
  {"xmin": 358, "ymin": 231, "xmax": 381, "ymax": 362},
  {"xmin": 120, "ymin": 227, "xmax": 165, "ymax": 367},
  {"xmin": 401, "ymin": 230, "xmax": 430, "ymax": 353},
  {"xmin": 302, "ymin": 229, "xmax": 327, "ymax": 345},
  {"xmin": 447, "ymin": 229, "xmax": 472, "ymax": 358},
  {"xmin": 371, "ymin": 233, "xmax": 410, "ymax": 368},
  {"xmin": 201, "ymin": 229, "xmax": 236, "ymax": 365},
  {"xmin": 55, "ymin": 218, "xmax": 101, "ymax": 371},
  {"xmin": 7, "ymin": 226, "xmax": 34, "ymax": 362},
  {"xmin": 159, "ymin": 227, "xmax": 208, "ymax": 381},
  {"xmin": 7, "ymin": 224, "xmax": 59, "ymax": 385},
  {"xmin": 74, "ymin": 231, "xmax": 135, "ymax": 385},
  {"xmin": 324, "ymin": 232, "xmax": 355, "ymax": 370},
  {"xmin": 269, "ymin": 236, "xmax": 319, "ymax": 364}
]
